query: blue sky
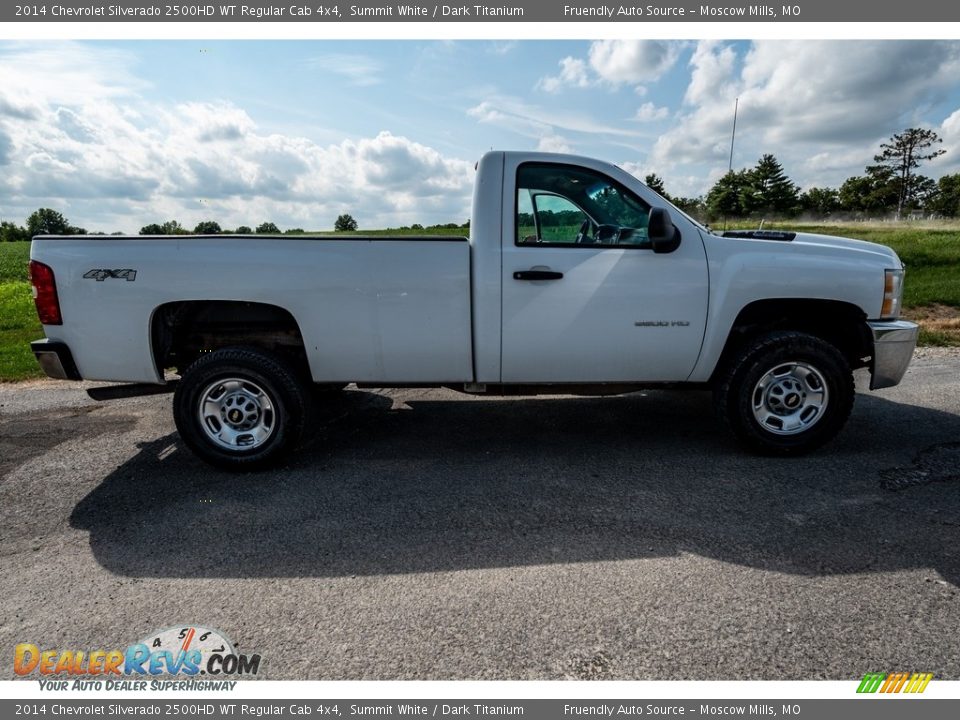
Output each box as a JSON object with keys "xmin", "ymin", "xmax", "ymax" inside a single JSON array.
[{"xmin": 1, "ymin": 40, "xmax": 960, "ymax": 232}]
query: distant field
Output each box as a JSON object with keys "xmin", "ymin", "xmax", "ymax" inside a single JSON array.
[
  {"xmin": 0, "ymin": 242, "xmax": 42, "ymax": 382},
  {"xmin": 1, "ymin": 223, "xmax": 957, "ymax": 380}
]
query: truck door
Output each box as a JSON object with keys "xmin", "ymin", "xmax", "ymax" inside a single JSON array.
[{"xmin": 500, "ymin": 160, "xmax": 708, "ymax": 383}]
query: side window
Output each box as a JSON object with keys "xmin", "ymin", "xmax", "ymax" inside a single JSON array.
[
  {"xmin": 532, "ymin": 194, "xmax": 589, "ymax": 244},
  {"xmin": 517, "ymin": 189, "xmax": 537, "ymax": 243},
  {"xmin": 516, "ymin": 163, "xmax": 652, "ymax": 248}
]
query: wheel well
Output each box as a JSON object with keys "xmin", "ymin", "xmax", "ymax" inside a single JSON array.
[
  {"xmin": 712, "ymin": 299, "xmax": 872, "ymax": 382},
  {"xmin": 151, "ymin": 301, "xmax": 308, "ymax": 378}
]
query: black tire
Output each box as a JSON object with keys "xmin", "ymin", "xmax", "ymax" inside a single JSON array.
[
  {"xmin": 174, "ymin": 347, "xmax": 309, "ymax": 471},
  {"xmin": 714, "ymin": 331, "xmax": 854, "ymax": 455}
]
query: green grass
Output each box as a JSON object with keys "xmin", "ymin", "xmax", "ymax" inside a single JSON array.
[
  {"xmin": 0, "ymin": 243, "xmax": 43, "ymax": 381},
  {"xmin": 918, "ymin": 328, "xmax": 958, "ymax": 347},
  {"xmin": 0, "ymin": 241, "xmax": 30, "ymax": 282},
  {"xmin": 1, "ymin": 224, "xmax": 958, "ymax": 380}
]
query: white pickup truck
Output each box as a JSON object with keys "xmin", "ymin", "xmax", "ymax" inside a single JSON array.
[{"xmin": 29, "ymin": 151, "xmax": 918, "ymax": 470}]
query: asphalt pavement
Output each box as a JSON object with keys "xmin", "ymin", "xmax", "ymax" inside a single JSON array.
[{"xmin": 1, "ymin": 349, "xmax": 958, "ymax": 680}]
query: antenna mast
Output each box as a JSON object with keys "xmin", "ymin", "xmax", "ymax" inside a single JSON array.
[{"xmin": 728, "ymin": 97, "xmax": 739, "ymax": 172}]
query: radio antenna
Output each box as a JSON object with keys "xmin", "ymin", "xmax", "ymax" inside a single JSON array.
[{"xmin": 728, "ymin": 97, "xmax": 739, "ymax": 172}]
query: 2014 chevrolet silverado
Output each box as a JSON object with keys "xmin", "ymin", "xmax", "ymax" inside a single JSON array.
[{"xmin": 28, "ymin": 151, "xmax": 919, "ymax": 469}]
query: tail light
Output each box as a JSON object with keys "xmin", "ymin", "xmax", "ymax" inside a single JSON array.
[{"xmin": 29, "ymin": 260, "xmax": 63, "ymax": 325}]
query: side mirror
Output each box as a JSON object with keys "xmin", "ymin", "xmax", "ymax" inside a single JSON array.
[{"xmin": 648, "ymin": 207, "xmax": 681, "ymax": 254}]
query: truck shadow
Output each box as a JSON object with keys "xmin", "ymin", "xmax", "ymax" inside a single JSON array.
[
  {"xmin": 70, "ymin": 389, "xmax": 960, "ymax": 585},
  {"xmin": 1, "ymin": 405, "xmax": 136, "ymax": 484}
]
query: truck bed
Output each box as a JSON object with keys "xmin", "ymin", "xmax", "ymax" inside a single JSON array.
[{"xmin": 32, "ymin": 235, "xmax": 474, "ymax": 384}]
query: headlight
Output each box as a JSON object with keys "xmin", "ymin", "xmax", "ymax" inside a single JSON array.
[{"xmin": 881, "ymin": 267, "xmax": 904, "ymax": 319}]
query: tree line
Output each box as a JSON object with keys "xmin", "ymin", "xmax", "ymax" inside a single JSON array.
[
  {"xmin": 649, "ymin": 128, "xmax": 957, "ymax": 221},
  {"xmin": 0, "ymin": 212, "xmax": 350, "ymax": 241},
  {"xmin": 1, "ymin": 208, "xmax": 89, "ymax": 242},
  {"xmin": 2, "ymin": 210, "xmax": 470, "ymax": 241}
]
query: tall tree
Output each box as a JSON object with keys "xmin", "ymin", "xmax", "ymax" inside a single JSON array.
[
  {"xmin": 927, "ymin": 173, "xmax": 960, "ymax": 217},
  {"xmin": 27, "ymin": 208, "xmax": 85, "ymax": 235},
  {"xmin": 871, "ymin": 128, "xmax": 946, "ymax": 218},
  {"xmin": 838, "ymin": 167, "xmax": 900, "ymax": 214},
  {"xmin": 256, "ymin": 222, "xmax": 280, "ymax": 234},
  {"xmin": 705, "ymin": 169, "xmax": 752, "ymax": 219},
  {"xmin": 644, "ymin": 173, "xmax": 669, "ymax": 199},
  {"xmin": 799, "ymin": 187, "xmax": 839, "ymax": 216},
  {"xmin": 746, "ymin": 154, "xmax": 799, "ymax": 215}
]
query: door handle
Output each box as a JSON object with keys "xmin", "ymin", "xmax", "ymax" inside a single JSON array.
[{"xmin": 513, "ymin": 270, "xmax": 563, "ymax": 281}]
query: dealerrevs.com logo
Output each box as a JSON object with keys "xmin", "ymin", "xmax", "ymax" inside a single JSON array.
[{"xmin": 14, "ymin": 626, "xmax": 261, "ymax": 690}]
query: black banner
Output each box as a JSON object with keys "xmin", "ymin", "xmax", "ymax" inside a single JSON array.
[{"xmin": 5, "ymin": 0, "xmax": 960, "ymax": 23}]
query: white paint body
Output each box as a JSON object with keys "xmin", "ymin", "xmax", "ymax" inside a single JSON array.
[{"xmin": 31, "ymin": 151, "xmax": 901, "ymax": 387}]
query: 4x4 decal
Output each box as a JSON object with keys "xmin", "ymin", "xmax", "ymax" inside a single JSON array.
[{"xmin": 83, "ymin": 269, "xmax": 137, "ymax": 282}]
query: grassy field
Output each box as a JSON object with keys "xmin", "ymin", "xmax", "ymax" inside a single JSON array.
[
  {"xmin": 0, "ymin": 242, "xmax": 42, "ymax": 382},
  {"xmin": 1, "ymin": 223, "xmax": 957, "ymax": 380}
]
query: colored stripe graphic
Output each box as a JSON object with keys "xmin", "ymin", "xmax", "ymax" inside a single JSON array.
[
  {"xmin": 881, "ymin": 672, "xmax": 902, "ymax": 693},
  {"xmin": 857, "ymin": 672, "xmax": 932, "ymax": 694},
  {"xmin": 905, "ymin": 673, "xmax": 934, "ymax": 693},
  {"xmin": 857, "ymin": 673, "xmax": 886, "ymax": 693}
]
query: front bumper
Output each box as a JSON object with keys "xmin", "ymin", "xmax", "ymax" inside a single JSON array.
[
  {"xmin": 867, "ymin": 320, "xmax": 919, "ymax": 390},
  {"xmin": 30, "ymin": 339, "xmax": 82, "ymax": 381}
]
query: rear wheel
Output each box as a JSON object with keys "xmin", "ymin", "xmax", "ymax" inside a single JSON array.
[
  {"xmin": 174, "ymin": 347, "xmax": 309, "ymax": 471},
  {"xmin": 714, "ymin": 331, "xmax": 854, "ymax": 455}
]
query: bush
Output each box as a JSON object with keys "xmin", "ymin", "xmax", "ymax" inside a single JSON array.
[{"xmin": 1, "ymin": 221, "xmax": 29, "ymax": 242}]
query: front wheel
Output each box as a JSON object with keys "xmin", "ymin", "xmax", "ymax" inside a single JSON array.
[
  {"xmin": 174, "ymin": 347, "xmax": 309, "ymax": 471},
  {"xmin": 714, "ymin": 331, "xmax": 854, "ymax": 455}
]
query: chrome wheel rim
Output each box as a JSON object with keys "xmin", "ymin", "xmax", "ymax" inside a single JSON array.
[
  {"xmin": 751, "ymin": 361, "xmax": 829, "ymax": 436},
  {"xmin": 198, "ymin": 378, "xmax": 276, "ymax": 451}
]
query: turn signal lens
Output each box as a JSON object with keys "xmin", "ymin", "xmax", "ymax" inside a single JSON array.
[{"xmin": 880, "ymin": 268, "xmax": 904, "ymax": 320}]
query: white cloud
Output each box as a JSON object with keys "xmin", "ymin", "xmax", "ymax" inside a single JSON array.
[
  {"xmin": 0, "ymin": 45, "xmax": 474, "ymax": 231},
  {"xmin": 0, "ymin": 42, "xmax": 144, "ymax": 110},
  {"xmin": 468, "ymin": 96, "xmax": 640, "ymax": 139},
  {"xmin": 588, "ymin": 40, "xmax": 681, "ymax": 86},
  {"xmin": 684, "ymin": 41, "xmax": 737, "ymax": 106},
  {"xmin": 634, "ymin": 102, "xmax": 669, "ymax": 122},
  {"xmin": 306, "ymin": 53, "xmax": 383, "ymax": 86},
  {"xmin": 467, "ymin": 94, "xmax": 651, "ymax": 158},
  {"xmin": 537, "ymin": 40, "xmax": 681, "ymax": 94},
  {"xmin": 538, "ymin": 57, "xmax": 591, "ymax": 93},
  {"xmin": 488, "ymin": 41, "xmax": 517, "ymax": 56},
  {"xmin": 537, "ymin": 134, "xmax": 573, "ymax": 154},
  {"xmin": 931, "ymin": 108, "xmax": 960, "ymax": 174},
  {"xmin": 649, "ymin": 40, "xmax": 960, "ymax": 195}
]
